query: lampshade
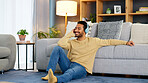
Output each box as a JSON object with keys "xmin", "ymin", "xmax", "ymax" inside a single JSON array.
[{"xmin": 56, "ymin": 1, "xmax": 77, "ymax": 16}]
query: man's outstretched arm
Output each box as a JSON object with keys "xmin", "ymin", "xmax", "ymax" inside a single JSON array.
[{"xmin": 95, "ymin": 38, "xmax": 135, "ymax": 47}]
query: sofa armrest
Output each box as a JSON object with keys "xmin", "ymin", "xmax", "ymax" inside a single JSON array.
[
  {"xmin": 0, "ymin": 34, "xmax": 16, "ymax": 69},
  {"xmin": 36, "ymin": 38, "xmax": 60, "ymax": 70}
]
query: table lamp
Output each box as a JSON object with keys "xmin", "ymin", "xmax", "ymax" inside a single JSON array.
[{"xmin": 56, "ymin": 1, "xmax": 77, "ymax": 33}]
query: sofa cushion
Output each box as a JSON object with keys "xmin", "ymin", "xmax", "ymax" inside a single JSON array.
[
  {"xmin": 130, "ymin": 24, "xmax": 148, "ymax": 44},
  {"xmin": 119, "ymin": 22, "xmax": 132, "ymax": 41},
  {"xmin": 96, "ymin": 44, "xmax": 148, "ymax": 60},
  {"xmin": 95, "ymin": 46, "xmax": 115, "ymax": 59},
  {"xmin": 46, "ymin": 44, "xmax": 68, "ymax": 57},
  {"xmin": 0, "ymin": 47, "xmax": 11, "ymax": 58},
  {"xmin": 114, "ymin": 44, "xmax": 148, "ymax": 60},
  {"xmin": 97, "ymin": 20, "xmax": 123, "ymax": 39}
]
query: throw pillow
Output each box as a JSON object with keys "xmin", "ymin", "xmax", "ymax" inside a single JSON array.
[
  {"xmin": 97, "ymin": 20, "xmax": 123, "ymax": 39},
  {"xmin": 87, "ymin": 23, "xmax": 98, "ymax": 37},
  {"xmin": 130, "ymin": 24, "xmax": 148, "ymax": 44},
  {"xmin": 65, "ymin": 21, "xmax": 77, "ymax": 36},
  {"xmin": 90, "ymin": 23, "xmax": 98, "ymax": 37},
  {"xmin": 64, "ymin": 21, "xmax": 77, "ymax": 40}
]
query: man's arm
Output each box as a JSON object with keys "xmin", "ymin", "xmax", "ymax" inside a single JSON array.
[
  {"xmin": 57, "ymin": 30, "xmax": 75, "ymax": 50},
  {"xmin": 95, "ymin": 38, "xmax": 134, "ymax": 46}
]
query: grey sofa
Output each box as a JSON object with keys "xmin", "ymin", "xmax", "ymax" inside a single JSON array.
[
  {"xmin": 0, "ymin": 34, "xmax": 16, "ymax": 73},
  {"xmin": 36, "ymin": 22, "xmax": 148, "ymax": 75}
]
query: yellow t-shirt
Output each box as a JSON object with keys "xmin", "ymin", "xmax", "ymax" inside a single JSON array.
[{"xmin": 58, "ymin": 31, "xmax": 127, "ymax": 74}]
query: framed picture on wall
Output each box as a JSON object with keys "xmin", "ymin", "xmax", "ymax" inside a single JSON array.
[{"xmin": 114, "ymin": 5, "xmax": 121, "ymax": 14}]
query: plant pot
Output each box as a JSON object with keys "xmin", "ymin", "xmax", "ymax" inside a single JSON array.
[
  {"xmin": 18, "ymin": 35, "xmax": 26, "ymax": 41},
  {"xmin": 106, "ymin": 8, "xmax": 111, "ymax": 14}
]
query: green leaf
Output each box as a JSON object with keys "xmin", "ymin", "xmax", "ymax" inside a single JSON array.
[{"xmin": 17, "ymin": 29, "xmax": 29, "ymax": 35}]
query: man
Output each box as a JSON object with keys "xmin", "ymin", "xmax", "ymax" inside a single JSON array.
[{"xmin": 41, "ymin": 21, "xmax": 134, "ymax": 83}]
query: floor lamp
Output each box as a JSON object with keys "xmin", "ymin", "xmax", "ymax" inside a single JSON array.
[{"xmin": 56, "ymin": 1, "xmax": 77, "ymax": 33}]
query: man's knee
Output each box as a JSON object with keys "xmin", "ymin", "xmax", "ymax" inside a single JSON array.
[{"xmin": 53, "ymin": 46, "xmax": 63, "ymax": 51}]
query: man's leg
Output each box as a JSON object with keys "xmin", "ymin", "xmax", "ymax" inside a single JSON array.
[
  {"xmin": 56, "ymin": 62, "xmax": 87, "ymax": 83},
  {"xmin": 42, "ymin": 46, "xmax": 71, "ymax": 80},
  {"xmin": 46, "ymin": 46, "xmax": 71, "ymax": 73}
]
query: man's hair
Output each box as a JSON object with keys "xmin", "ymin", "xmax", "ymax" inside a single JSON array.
[{"xmin": 77, "ymin": 21, "xmax": 87, "ymax": 32}]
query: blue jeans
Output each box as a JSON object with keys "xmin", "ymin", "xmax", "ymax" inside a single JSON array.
[{"xmin": 46, "ymin": 46, "xmax": 87, "ymax": 83}]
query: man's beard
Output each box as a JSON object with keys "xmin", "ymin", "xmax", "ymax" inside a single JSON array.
[{"xmin": 74, "ymin": 32, "xmax": 84, "ymax": 38}]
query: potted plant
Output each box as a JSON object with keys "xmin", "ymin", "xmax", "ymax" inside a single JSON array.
[
  {"xmin": 49, "ymin": 26, "xmax": 61, "ymax": 38},
  {"xmin": 33, "ymin": 31, "xmax": 50, "ymax": 39},
  {"xmin": 106, "ymin": 8, "xmax": 111, "ymax": 14},
  {"xmin": 89, "ymin": 13, "xmax": 96, "ymax": 23},
  {"xmin": 17, "ymin": 29, "xmax": 29, "ymax": 41},
  {"xmin": 33, "ymin": 25, "xmax": 61, "ymax": 39}
]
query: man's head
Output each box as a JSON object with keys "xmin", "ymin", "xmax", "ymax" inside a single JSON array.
[{"xmin": 73, "ymin": 21, "xmax": 87, "ymax": 38}]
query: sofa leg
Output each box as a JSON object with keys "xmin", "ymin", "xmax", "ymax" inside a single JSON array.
[
  {"xmin": 101, "ymin": 73, "xmax": 105, "ymax": 76},
  {"xmin": 125, "ymin": 75, "xmax": 131, "ymax": 78},
  {"xmin": 138, "ymin": 75, "xmax": 141, "ymax": 78}
]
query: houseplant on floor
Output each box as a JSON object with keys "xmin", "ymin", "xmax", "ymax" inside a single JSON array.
[{"xmin": 17, "ymin": 29, "xmax": 29, "ymax": 41}]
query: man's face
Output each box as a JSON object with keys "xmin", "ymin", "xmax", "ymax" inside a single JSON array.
[{"xmin": 73, "ymin": 24, "xmax": 85, "ymax": 37}]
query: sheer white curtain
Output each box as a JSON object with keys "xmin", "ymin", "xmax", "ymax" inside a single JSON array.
[
  {"xmin": 0, "ymin": 0, "xmax": 34, "ymax": 41},
  {"xmin": 0, "ymin": 0, "xmax": 35, "ymax": 69}
]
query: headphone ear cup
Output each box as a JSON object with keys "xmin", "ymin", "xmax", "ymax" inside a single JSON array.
[{"xmin": 85, "ymin": 24, "xmax": 89, "ymax": 34}]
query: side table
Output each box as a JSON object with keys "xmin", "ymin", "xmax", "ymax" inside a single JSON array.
[{"xmin": 16, "ymin": 41, "xmax": 35, "ymax": 71}]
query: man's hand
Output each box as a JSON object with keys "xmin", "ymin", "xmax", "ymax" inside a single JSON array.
[
  {"xmin": 72, "ymin": 29, "xmax": 75, "ymax": 34},
  {"xmin": 126, "ymin": 41, "xmax": 135, "ymax": 46}
]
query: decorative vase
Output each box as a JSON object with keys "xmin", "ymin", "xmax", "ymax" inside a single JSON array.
[
  {"xmin": 18, "ymin": 35, "xmax": 26, "ymax": 41},
  {"xmin": 106, "ymin": 8, "xmax": 111, "ymax": 14}
]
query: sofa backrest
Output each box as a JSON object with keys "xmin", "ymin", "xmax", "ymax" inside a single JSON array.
[
  {"xmin": 120, "ymin": 22, "xmax": 132, "ymax": 41},
  {"xmin": 90, "ymin": 22, "xmax": 132, "ymax": 41}
]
